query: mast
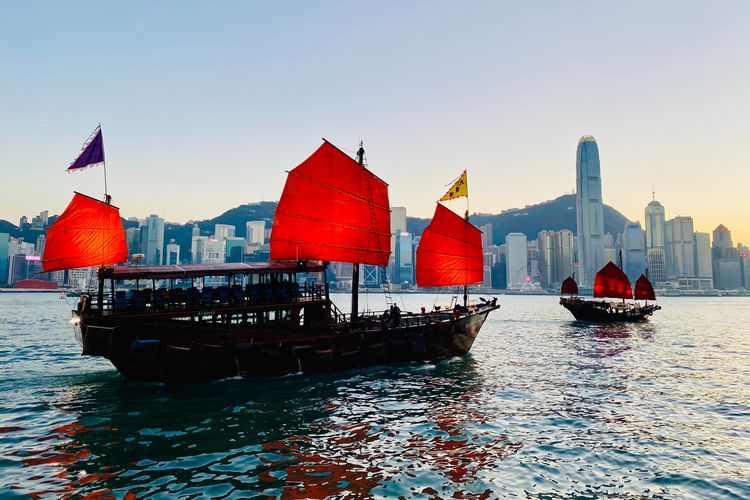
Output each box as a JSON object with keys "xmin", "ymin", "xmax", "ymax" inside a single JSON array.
[
  {"xmin": 351, "ymin": 142, "xmax": 365, "ymax": 320},
  {"xmin": 463, "ymin": 209, "xmax": 469, "ymax": 308}
]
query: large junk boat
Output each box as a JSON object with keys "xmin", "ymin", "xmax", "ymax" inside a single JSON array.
[
  {"xmin": 559, "ymin": 262, "xmax": 661, "ymax": 322},
  {"xmin": 43, "ymin": 138, "xmax": 498, "ymax": 383}
]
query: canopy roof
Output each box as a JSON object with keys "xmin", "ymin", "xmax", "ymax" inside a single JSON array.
[
  {"xmin": 634, "ymin": 274, "xmax": 657, "ymax": 300},
  {"xmin": 42, "ymin": 192, "xmax": 128, "ymax": 273},
  {"xmin": 110, "ymin": 262, "xmax": 325, "ymax": 280},
  {"xmin": 593, "ymin": 262, "xmax": 633, "ymax": 299},
  {"xmin": 416, "ymin": 204, "xmax": 483, "ymax": 287},
  {"xmin": 270, "ymin": 140, "xmax": 391, "ymax": 267}
]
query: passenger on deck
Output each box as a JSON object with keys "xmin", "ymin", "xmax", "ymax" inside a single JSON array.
[{"xmin": 390, "ymin": 304, "xmax": 401, "ymax": 327}]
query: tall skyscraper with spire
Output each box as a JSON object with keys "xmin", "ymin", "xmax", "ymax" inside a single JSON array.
[{"xmin": 575, "ymin": 135, "xmax": 604, "ymax": 286}]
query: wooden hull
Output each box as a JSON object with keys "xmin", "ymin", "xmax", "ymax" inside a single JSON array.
[
  {"xmin": 560, "ymin": 297, "xmax": 660, "ymax": 323},
  {"xmin": 76, "ymin": 305, "xmax": 498, "ymax": 383}
]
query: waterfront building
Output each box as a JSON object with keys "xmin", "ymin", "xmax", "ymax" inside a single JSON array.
[
  {"xmin": 622, "ymin": 222, "xmax": 646, "ymax": 282},
  {"xmin": 712, "ymin": 225, "xmax": 742, "ymax": 289},
  {"xmin": 665, "ymin": 216, "xmax": 695, "ymax": 278},
  {"xmin": 140, "ymin": 214, "xmax": 165, "ymax": 266},
  {"xmin": 603, "ymin": 233, "xmax": 617, "ymax": 267},
  {"xmin": 505, "ymin": 233, "xmax": 528, "ymax": 289},
  {"xmin": 214, "ymin": 224, "xmax": 235, "ymax": 241},
  {"xmin": 390, "ymin": 207, "xmax": 407, "ymax": 254},
  {"xmin": 35, "ymin": 235, "xmax": 46, "ymax": 258},
  {"xmin": 194, "ymin": 238, "xmax": 225, "ymax": 265},
  {"xmin": 166, "ymin": 240, "xmax": 180, "ymax": 265},
  {"xmin": 245, "ymin": 221, "xmax": 265, "ymax": 246},
  {"xmin": 527, "ymin": 240, "xmax": 540, "ymax": 284},
  {"xmin": 737, "ymin": 244, "xmax": 750, "ymax": 289},
  {"xmin": 480, "ymin": 223, "xmax": 493, "ymax": 250},
  {"xmin": 575, "ymin": 136, "xmax": 604, "ymax": 286},
  {"xmin": 224, "ymin": 237, "xmax": 245, "ymax": 263},
  {"xmin": 483, "ymin": 252, "xmax": 495, "ymax": 288},
  {"xmin": 645, "ymin": 198, "xmax": 667, "ymax": 283},
  {"xmin": 125, "ymin": 227, "xmax": 140, "ymax": 260},
  {"xmin": 0, "ymin": 233, "xmax": 9, "ymax": 286},
  {"xmin": 191, "ymin": 235, "xmax": 206, "ymax": 264},
  {"xmin": 395, "ymin": 231, "xmax": 414, "ymax": 285},
  {"xmin": 693, "ymin": 232, "xmax": 713, "ymax": 287}
]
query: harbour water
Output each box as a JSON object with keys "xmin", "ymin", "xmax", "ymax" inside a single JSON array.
[{"xmin": 0, "ymin": 292, "xmax": 748, "ymax": 498}]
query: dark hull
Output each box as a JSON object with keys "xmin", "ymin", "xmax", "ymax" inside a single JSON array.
[
  {"xmin": 76, "ymin": 305, "xmax": 498, "ymax": 383},
  {"xmin": 560, "ymin": 297, "xmax": 660, "ymax": 323}
]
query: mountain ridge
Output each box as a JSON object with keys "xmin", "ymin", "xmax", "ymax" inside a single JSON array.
[{"xmin": 1, "ymin": 194, "xmax": 630, "ymax": 261}]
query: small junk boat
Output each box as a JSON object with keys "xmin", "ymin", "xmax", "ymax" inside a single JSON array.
[
  {"xmin": 559, "ymin": 262, "xmax": 661, "ymax": 322},
  {"xmin": 43, "ymin": 139, "xmax": 498, "ymax": 383}
]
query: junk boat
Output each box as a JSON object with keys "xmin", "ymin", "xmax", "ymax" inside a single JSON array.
[
  {"xmin": 559, "ymin": 262, "xmax": 661, "ymax": 322},
  {"xmin": 42, "ymin": 138, "xmax": 499, "ymax": 382}
]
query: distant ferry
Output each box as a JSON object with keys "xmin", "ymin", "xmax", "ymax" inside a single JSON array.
[{"xmin": 559, "ymin": 262, "xmax": 661, "ymax": 322}]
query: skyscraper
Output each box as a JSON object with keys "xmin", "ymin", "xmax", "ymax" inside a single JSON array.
[
  {"xmin": 214, "ymin": 224, "xmax": 235, "ymax": 240},
  {"xmin": 166, "ymin": 240, "xmax": 180, "ymax": 265},
  {"xmin": 140, "ymin": 215, "xmax": 165, "ymax": 266},
  {"xmin": 245, "ymin": 221, "xmax": 265, "ymax": 246},
  {"xmin": 575, "ymin": 136, "xmax": 604, "ymax": 286},
  {"xmin": 665, "ymin": 216, "xmax": 695, "ymax": 278},
  {"xmin": 693, "ymin": 232, "xmax": 712, "ymax": 286},
  {"xmin": 645, "ymin": 198, "xmax": 667, "ymax": 283},
  {"xmin": 505, "ymin": 233, "xmax": 528, "ymax": 289},
  {"xmin": 622, "ymin": 221, "xmax": 646, "ymax": 282},
  {"xmin": 712, "ymin": 225, "xmax": 742, "ymax": 289}
]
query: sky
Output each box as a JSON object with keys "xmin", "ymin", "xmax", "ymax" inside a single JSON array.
[{"xmin": 1, "ymin": 1, "xmax": 748, "ymax": 244}]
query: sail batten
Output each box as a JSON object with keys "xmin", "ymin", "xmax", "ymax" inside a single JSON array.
[
  {"xmin": 270, "ymin": 141, "xmax": 391, "ymax": 266},
  {"xmin": 42, "ymin": 192, "xmax": 128, "ymax": 273},
  {"xmin": 593, "ymin": 262, "xmax": 633, "ymax": 299},
  {"xmin": 416, "ymin": 204, "xmax": 483, "ymax": 287}
]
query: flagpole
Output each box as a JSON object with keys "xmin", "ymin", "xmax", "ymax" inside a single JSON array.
[{"xmin": 100, "ymin": 124, "xmax": 110, "ymax": 204}]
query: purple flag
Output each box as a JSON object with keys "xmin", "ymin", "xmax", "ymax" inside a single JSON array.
[{"xmin": 67, "ymin": 126, "xmax": 105, "ymax": 172}]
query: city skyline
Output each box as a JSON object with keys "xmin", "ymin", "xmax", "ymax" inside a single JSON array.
[{"xmin": 1, "ymin": 2, "xmax": 748, "ymax": 244}]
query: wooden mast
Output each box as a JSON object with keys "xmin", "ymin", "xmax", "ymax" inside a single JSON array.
[{"xmin": 351, "ymin": 143, "xmax": 365, "ymax": 320}]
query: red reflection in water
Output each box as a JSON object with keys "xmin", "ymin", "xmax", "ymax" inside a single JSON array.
[{"xmin": 16, "ymin": 420, "xmax": 123, "ymax": 498}]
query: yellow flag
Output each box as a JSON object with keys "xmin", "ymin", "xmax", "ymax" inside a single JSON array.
[{"xmin": 439, "ymin": 170, "xmax": 468, "ymax": 201}]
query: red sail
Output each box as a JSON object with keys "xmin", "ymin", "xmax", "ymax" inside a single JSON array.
[
  {"xmin": 634, "ymin": 274, "xmax": 657, "ymax": 300},
  {"xmin": 42, "ymin": 192, "xmax": 128, "ymax": 273},
  {"xmin": 416, "ymin": 204, "xmax": 483, "ymax": 287},
  {"xmin": 270, "ymin": 141, "xmax": 391, "ymax": 266},
  {"xmin": 593, "ymin": 262, "xmax": 633, "ymax": 299},
  {"xmin": 560, "ymin": 276, "xmax": 578, "ymax": 295}
]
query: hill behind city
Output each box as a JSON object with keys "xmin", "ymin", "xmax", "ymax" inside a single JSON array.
[{"xmin": 1, "ymin": 195, "xmax": 630, "ymax": 262}]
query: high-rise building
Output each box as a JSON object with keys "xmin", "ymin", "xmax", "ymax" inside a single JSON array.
[
  {"xmin": 505, "ymin": 233, "xmax": 528, "ymax": 289},
  {"xmin": 665, "ymin": 216, "xmax": 695, "ymax": 278},
  {"xmin": 575, "ymin": 135, "xmax": 604, "ymax": 286},
  {"xmin": 140, "ymin": 215, "xmax": 165, "ymax": 266},
  {"xmin": 224, "ymin": 237, "xmax": 245, "ymax": 263},
  {"xmin": 0, "ymin": 233, "xmax": 9, "ymax": 286},
  {"xmin": 245, "ymin": 221, "xmax": 265, "ymax": 246},
  {"xmin": 622, "ymin": 222, "xmax": 646, "ymax": 282},
  {"xmin": 645, "ymin": 198, "xmax": 667, "ymax": 283},
  {"xmin": 125, "ymin": 227, "xmax": 140, "ymax": 260},
  {"xmin": 390, "ymin": 207, "xmax": 407, "ymax": 255},
  {"xmin": 395, "ymin": 231, "xmax": 414, "ymax": 285},
  {"xmin": 214, "ymin": 224, "xmax": 235, "ymax": 240},
  {"xmin": 603, "ymin": 233, "xmax": 617, "ymax": 266},
  {"xmin": 166, "ymin": 239, "xmax": 180, "ymax": 265},
  {"xmin": 194, "ymin": 238, "xmax": 225, "ymax": 265},
  {"xmin": 35, "ymin": 234, "xmax": 46, "ymax": 257},
  {"xmin": 712, "ymin": 225, "xmax": 742, "ymax": 289},
  {"xmin": 693, "ymin": 232, "xmax": 713, "ymax": 286},
  {"xmin": 538, "ymin": 230, "xmax": 575, "ymax": 289},
  {"xmin": 737, "ymin": 244, "xmax": 749, "ymax": 289},
  {"xmin": 480, "ymin": 223, "xmax": 493, "ymax": 250}
]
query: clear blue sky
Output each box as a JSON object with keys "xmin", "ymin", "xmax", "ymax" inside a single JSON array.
[{"xmin": 1, "ymin": 1, "xmax": 748, "ymax": 243}]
